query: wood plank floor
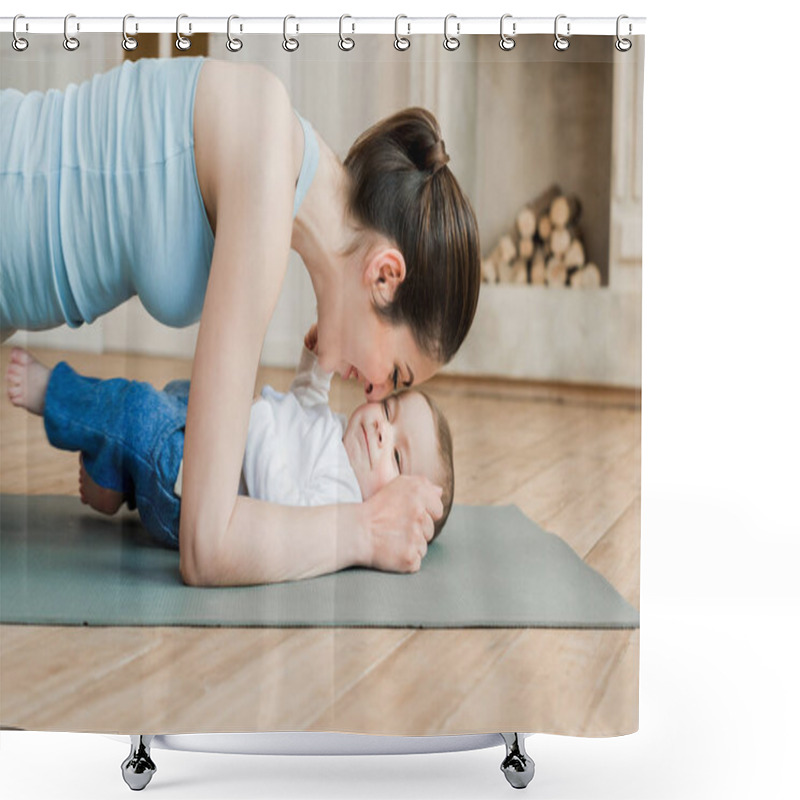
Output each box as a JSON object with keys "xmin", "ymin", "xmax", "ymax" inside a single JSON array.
[{"xmin": 0, "ymin": 346, "xmax": 640, "ymax": 736}]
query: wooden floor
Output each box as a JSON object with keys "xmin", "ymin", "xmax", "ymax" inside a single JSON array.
[{"xmin": 0, "ymin": 346, "xmax": 640, "ymax": 736}]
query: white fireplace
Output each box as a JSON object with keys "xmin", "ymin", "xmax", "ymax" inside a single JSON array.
[{"xmin": 443, "ymin": 36, "xmax": 643, "ymax": 388}]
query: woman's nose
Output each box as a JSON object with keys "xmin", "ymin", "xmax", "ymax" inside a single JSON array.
[{"xmin": 365, "ymin": 380, "xmax": 391, "ymax": 400}]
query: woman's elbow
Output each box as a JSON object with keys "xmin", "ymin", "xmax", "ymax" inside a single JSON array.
[
  {"xmin": 179, "ymin": 555, "xmax": 206, "ymax": 587},
  {"xmin": 180, "ymin": 551, "xmax": 211, "ymax": 587},
  {"xmin": 178, "ymin": 521, "xmax": 225, "ymax": 587},
  {"xmin": 180, "ymin": 551, "xmax": 231, "ymax": 587}
]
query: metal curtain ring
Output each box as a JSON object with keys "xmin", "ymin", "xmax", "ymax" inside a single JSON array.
[
  {"xmin": 226, "ymin": 15, "xmax": 243, "ymax": 52},
  {"xmin": 12, "ymin": 14, "xmax": 29, "ymax": 52},
  {"xmin": 553, "ymin": 14, "xmax": 570, "ymax": 51},
  {"xmin": 283, "ymin": 15, "xmax": 299, "ymax": 52},
  {"xmin": 338, "ymin": 14, "xmax": 355, "ymax": 51},
  {"xmin": 394, "ymin": 15, "xmax": 410, "ymax": 51},
  {"xmin": 499, "ymin": 14, "xmax": 516, "ymax": 51},
  {"xmin": 615, "ymin": 14, "xmax": 632, "ymax": 52},
  {"xmin": 63, "ymin": 13, "xmax": 79, "ymax": 51},
  {"xmin": 122, "ymin": 14, "xmax": 138, "ymax": 51},
  {"xmin": 443, "ymin": 14, "xmax": 460, "ymax": 51},
  {"xmin": 175, "ymin": 14, "xmax": 191, "ymax": 50}
]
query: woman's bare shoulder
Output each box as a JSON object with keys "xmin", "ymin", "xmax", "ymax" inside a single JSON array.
[
  {"xmin": 199, "ymin": 60, "xmax": 288, "ymax": 101},
  {"xmin": 194, "ymin": 60, "xmax": 295, "ymax": 221},
  {"xmin": 195, "ymin": 60, "xmax": 291, "ymax": 140}
]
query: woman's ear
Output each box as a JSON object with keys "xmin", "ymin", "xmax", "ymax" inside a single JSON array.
[{"xmin": 365, "ymin": 247, "xmax": 406, "ymax": 306}]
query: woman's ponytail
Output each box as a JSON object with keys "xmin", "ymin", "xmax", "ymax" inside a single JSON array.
[
  {"xmin": 426, "ymin": 139, "xmax": 451, "ymax": 176},
  {"xmin": 343, "ymin": 107, "xmax": 480, "ymax": 364}
]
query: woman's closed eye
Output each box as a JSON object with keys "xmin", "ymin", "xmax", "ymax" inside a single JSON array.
[{"xmin": 392, "ymin": 367, "xmax": 399, "ymax": 391}]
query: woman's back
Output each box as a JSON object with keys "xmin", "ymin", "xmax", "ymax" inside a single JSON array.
[
  {"xmin": 1, "ymin": 57, "xmax": 214, "ymax": 331},
  {"xmin": 1, "ymin": 57, "xmax": 316, "ymax": 333}
]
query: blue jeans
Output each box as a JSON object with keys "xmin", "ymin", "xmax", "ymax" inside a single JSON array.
[{"xmin": 43, "ymin": 362, "xmax": 189, "ymax": 549}]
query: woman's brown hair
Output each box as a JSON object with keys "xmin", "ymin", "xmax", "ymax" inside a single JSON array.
[{"xmin": 343, "ymin": 107, "xmax": 481, "ymax": 365}]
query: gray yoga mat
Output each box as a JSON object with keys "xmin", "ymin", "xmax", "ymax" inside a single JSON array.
[{"xmin": 0, "ymin": 494, "xmax": 639, "ymax": 629}]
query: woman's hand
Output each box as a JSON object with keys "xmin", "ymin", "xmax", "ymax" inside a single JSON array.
[
  {"xmin": 359, "ymin": 476, "xmax": 444, "ymax": 573},
  {"xmin": 304, "ymin": 323, "xmax": 318, "ymax": 354}
]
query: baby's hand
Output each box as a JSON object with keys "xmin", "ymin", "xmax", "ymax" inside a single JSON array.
[{"xmin": 304, "ymin": 323, "xmax": 319, "ymax": 354}]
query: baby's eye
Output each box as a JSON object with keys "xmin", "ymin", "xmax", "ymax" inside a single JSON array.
[
  {"xmin": 394, "ymin": 448, "xmax": 401, "ymax": 473},
  {"xmin": 383, "ymin": 398, "xmax": 390, "ymax": 419}
]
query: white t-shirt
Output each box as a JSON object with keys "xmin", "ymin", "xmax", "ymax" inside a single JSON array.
[{"xmin": 174, "ymin": 347, "xmax": 362, "ymax": 506}]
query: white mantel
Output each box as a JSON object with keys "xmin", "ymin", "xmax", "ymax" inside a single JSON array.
[{"xmin": 445, "ymin": 285, "xmax": 641, "ymax": 388}]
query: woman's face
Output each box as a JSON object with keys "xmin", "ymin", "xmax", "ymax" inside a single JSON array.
[
  {"xmin": 319, "ymin": 309, "xmax": 440, "ymax": 401},
  {"xmin": 315, "ymin": 244, "xmax": 441, "ymax": 400}
]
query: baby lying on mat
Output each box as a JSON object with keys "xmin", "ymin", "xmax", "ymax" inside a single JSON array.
[{"xmin": 5, "ymin": 333, "xmax": 454, "ymax": 552}]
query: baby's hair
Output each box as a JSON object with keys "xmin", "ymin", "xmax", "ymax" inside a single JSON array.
[{"xmin": 414, "ymin": 389, "xmax": 454, "ymax": 541}]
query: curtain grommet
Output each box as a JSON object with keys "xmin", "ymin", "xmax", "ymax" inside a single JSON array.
[
  {"xmin": 394, "ymin": 15, "xmax": 410, "ymax": 51},
  {"xmin": 554, "ymin": 14, "xmax": 570, "ymax": 51},
  {"xmin": 226, "ymin": 15, "xmax": 243, "ymax": 52},
  {"xmin": 63, "ymin": 13, "xmax": 80, "ymax": 51},
  {"xmin": 283, "ymin": 15, "xmax": 299, "ymax": 52},
  {"xmin": 615, "ymin": 15, "xmax": 633, "ymax": 52},
  {"xmin": 175, "ymin": 14, "xmax": 191, "ymax": 51},
  {"xmin": 499, "ymin": 14, "xmax": 516, "ymax": 51},
  {"xmin": 12, "ymin": 14, "xmax": 29, "ymax": 52},
  {"xmin": 338, "ymin": 14, "xmax": 355, "ymax": 51},
  {"xmin": 443, "ymin": 14, "xmax": 460, "ymax": 51},
  {"xmin": 122, "ymin": 14, "xmax": 138, "ymax": 51}
]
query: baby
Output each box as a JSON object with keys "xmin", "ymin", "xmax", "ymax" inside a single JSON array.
[{"xmin": 5, "ymin": 337, "xmax": 454, "ymax": 551}]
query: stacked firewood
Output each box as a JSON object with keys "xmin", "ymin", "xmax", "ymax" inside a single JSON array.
[{"xmin": 481, "ymin": 184, "xmax": 602, "ymax": 288}]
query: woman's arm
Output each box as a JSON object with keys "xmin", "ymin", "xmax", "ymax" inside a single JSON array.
[
  {"xmin": 178, "ymin": 64, "xmax": 297, "ymax": 584},
  {"xmin": 188, "ymin": 475, "xmax": 443, "ymax": 586},
  {"xmin": 178, "ymin": 64, "xmax": 443, "ymax": 587}
]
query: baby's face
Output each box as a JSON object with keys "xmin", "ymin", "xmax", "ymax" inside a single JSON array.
[{"xmin": 343, "ymin": 391, "xmax": 441, "ymax": 500}]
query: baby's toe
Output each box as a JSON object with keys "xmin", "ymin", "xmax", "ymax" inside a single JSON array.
[{"xmin": 9, "ymin": 347, "xmax": 30, "ymax": 365}]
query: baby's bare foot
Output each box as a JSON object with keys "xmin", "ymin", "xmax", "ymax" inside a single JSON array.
[
  {"xmin": 5, "ymin": 347, "xmax": 51, "ymax": 416},
  {"xmin": 79, "ymin": 454, "xmax": 124, "ymax": 516}
]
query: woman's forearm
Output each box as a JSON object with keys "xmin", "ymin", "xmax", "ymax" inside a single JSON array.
[
  {"xmin": 182, "ymin": 496, "xmax": 370, "ymax": 587},
  {"xmin": 181, "ymin": 475, "xmax": 443, "ymax": 587}
]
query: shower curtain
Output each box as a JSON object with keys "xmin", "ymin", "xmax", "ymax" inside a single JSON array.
[{"xmin": 0, "ymin": 20, "xmax": 643, "ymax": 754}]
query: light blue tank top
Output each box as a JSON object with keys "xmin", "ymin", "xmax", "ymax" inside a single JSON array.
[{"xmin": 0, "ymin": 57, "xmax": 320, "ymax": 332}]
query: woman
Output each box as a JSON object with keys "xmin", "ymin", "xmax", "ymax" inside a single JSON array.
[{"xmin": 0, "ymin": 56, "xmax": 481, "ymax": 586}]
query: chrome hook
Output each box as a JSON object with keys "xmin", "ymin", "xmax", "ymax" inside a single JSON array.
[
  {"xmin": 615, "ymin": 15, "xmax": 632, "ymax": 52},
  {"xmin": 226, "ymin": 15, "xmax": 243, "ymax": 52},
  {"xmin": 499, "ymin": 14, "xmax": 516, "ymax": 51},
  {"xmin": 394, "ymin": 14, "xmax": 410, "ymax": 51},
  {"xmin": 175, "ymin": 14, "xmax": 191, "ymax": 51},
  {"xmin": 554, "ymin": 14, "xmax": 570, "ymax": 51},
  {"xmin": 443, "ymin": 14, "xmax": 460, "ymax": 51},
  {"xmin": 338, "ymin": 14, "xmax": 355, "ymax": 51},
  {"xmin": 12, "ymin": 14, "xmax": 29, "ymax": 52},
  {"xmin": 283, "ymin": 15, "xmax": 299, "ymax": 52},
  {"xmin": 63, "ymin": 13, "xmax": 80, "ymax": 51},
  {"xmin": 122, "ymin": 14, "xmax": 138, "ymax": 51}
]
